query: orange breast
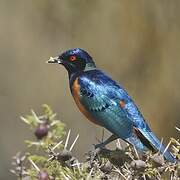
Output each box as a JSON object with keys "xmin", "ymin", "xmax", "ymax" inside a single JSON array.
[{"xmin": 72, "ymin": 77, "xmax": 102, "ymax": 126}]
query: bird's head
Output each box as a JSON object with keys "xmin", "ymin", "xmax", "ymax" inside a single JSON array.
[{"xmin": 47, "ymin": 48, "xmax": 96, "ymax": 74}]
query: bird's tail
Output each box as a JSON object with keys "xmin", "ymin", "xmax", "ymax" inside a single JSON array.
[
  {"xmin": 127, "ymin": 129, "xmax": 176, "ymax": 163},
  {"xmin": 146, "ymin": 131, "xmax": 176, "ymax": 162}
]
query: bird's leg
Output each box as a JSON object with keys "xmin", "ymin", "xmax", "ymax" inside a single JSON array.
[
  {"xmin": 88, "ymin": 134, "xmax": 119, "ymax": 164},
  {"xmin": 94, "ymin": 134, "xmax": 118, "ymax": 149}
]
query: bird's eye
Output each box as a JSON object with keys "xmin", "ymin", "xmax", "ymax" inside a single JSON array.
[{"xmin": 69, "ymin": 55, "xmax": 77, "ymax": 61}]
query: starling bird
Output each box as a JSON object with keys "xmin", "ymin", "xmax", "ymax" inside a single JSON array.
[{"xmin": 47, "ymin": 48, "xmax": 175, "ymax": 162}]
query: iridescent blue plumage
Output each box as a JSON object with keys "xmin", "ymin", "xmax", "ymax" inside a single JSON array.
[
  {"xmin": 48, "ymin": 48, "xmax": 176, "ymax": 162},
  {"xmin": 71, "ymin": 69, "xmax": 175, "ymax": 162}
]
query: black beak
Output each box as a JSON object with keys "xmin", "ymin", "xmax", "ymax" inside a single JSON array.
[{"xmin": 46, "ymin": 56, "xmax": 62, "ymax": 64}]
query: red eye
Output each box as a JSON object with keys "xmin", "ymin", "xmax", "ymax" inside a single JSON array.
[{"xmin": 69, "ymin": 55, "xmax": 77, "ymax": 61}]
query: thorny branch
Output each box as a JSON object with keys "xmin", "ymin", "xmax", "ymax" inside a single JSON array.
[{"xmin": 11, "ymin": 105, "xmax": 180, "ymax": 179}]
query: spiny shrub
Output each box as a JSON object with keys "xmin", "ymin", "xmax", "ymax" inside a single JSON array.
[{"xmin": 11, "ymin": 105, "xmax": 180, "ymax": 179}]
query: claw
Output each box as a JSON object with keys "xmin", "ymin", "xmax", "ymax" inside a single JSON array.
[
  {"xmin": 94, "ymin": 143, "xmax": 105, "ymax": 149},
  {"xmin": 88, "ymin": 148, "xmax": 102, "ymax": 164}
]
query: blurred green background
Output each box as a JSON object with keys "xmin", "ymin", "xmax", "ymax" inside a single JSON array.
[{"xmin": 0, "ymin": 0, "xmax": 180, "ymax": 179}]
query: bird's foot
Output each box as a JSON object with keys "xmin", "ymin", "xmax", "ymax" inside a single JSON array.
[
  {"xmin": 87, "ymin": 134, "xmax": 118, "ymax": 164},
  {"xmin": 94, "ymin": 134, "xmax": 118, "ymax": 149},
  {"xmin": 93, "ymin": 142, "xmax": 106, "ymax": 149},
  {"xmin": 87, "ymin": 147, "xmax": 105, "ymax": 165}
]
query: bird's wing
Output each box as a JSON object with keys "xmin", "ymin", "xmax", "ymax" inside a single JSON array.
[
  {"xmin": 78, "ymin": 70, "xmax": 149, "ymax": 129},
  {"xmin": 77, "ymin": 74, "xmax": 134, "ymax": 139},
  {"xmin": 77, "ymin": 72, "xmax": 149, "ymax": 139},
  {"xmin": 76, "ymin": 71, "xmax": 175, "ymax": 162}
]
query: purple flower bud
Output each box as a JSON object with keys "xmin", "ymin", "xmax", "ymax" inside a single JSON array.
[
  {"xmin": 35, "ymin": 123, "xmax": 49, "ymax": 139},
  {"xmin": 38, "ymin": 171, "xmax": 49, "ymax": 180}
]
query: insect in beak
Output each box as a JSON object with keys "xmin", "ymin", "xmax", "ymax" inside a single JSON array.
[{"xmin": 46, "ymin": 56, "xmax": 62, "ymax": 64}]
